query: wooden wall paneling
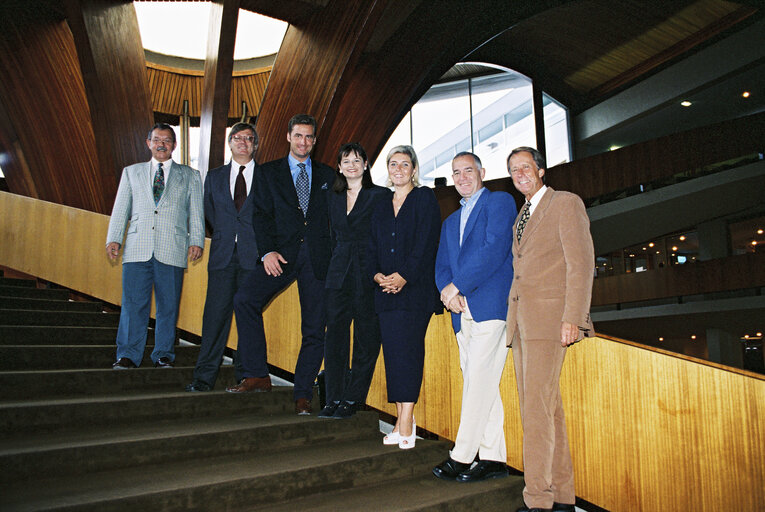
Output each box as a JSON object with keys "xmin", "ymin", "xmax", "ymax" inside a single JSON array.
[
  {"xmin": 0, "ymin": 98, "xmax": 36, "ymax": 199},
  {"xmin": 254, "ymin": 0, "xmax": 381, "ymax": 164},
  {"xmin": 64, "ymin": 0, "xmax": 154, "ymax": 211},
  {"xmin": 2, "ymin": 191, "xmax": 763, "ymax": 511},
  {"xmin": 0, "ymin": 3, "xmax": 106, "ymax": 212},
  {"xmin": 198, "ymin": 0, "xmax": 240, "ymax": 174}
]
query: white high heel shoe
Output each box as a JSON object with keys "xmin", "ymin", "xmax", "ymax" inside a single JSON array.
[
  {"xmin": 398, "ymin": 417, "xmax": 416, "ymax": 450},
  {"xmin": 383, "ymin": 430, "xmax": 400, "ymax": 445}
]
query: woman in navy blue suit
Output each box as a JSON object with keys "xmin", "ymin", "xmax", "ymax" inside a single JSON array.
[
  {"xmin": 319, "ymin": 143, "xmax": 391, "ymax": 419},
  {"xmin": 368, "ymin": 145, "xmax": 441, "ymax": 449}
]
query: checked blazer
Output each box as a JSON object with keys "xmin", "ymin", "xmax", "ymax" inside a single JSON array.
[{"xmin": 106, "ymin": 161, "xmax": 205, "ymax": 268}]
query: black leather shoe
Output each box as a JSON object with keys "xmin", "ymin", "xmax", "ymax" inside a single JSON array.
[
  {"xmin": 553, "ymin": 503, "xmax": 575, "ymax": 512},
  {"xmin": 456, "ymin": 460, "xmax": 508, "ymax": 482},
  {"xmin": 154, "ymin": 357, "xmax": 174, "ymax": 368},
  {"xmin": 185, "ymin": 381, "xmax": 212, "ymax": 392},
  {"xmin": 333, "ymin": 401, "xmax": 358, "ymax": 419},
  {"xmin": 432, "ymin": 457, "xmax": 471, "ymax": 481},
  {"xmin": 112, "ymin": 358, "xmax": 136, "ymax": 370},
  {"xmin": 317, "ymin": 401, "xmax": 340, "ymax": 418},
  {"xmin": 516, "ymin": 507, "xmax": 552, "ymax": 512}
]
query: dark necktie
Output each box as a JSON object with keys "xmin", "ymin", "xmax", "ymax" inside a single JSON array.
[
  {"xmin": 234, "ymin": 165, "xmax": 246, "ymax": 211},
  {"xmin": 296, "ymin": 162, "xmax": 309, "ymax": 215},
  {"xmin": 516, "ymin": 201, "xmax": 531, "ymax": 242},
  {"xmin": 152, "ymin": 162, "xmax": 164, "ymax": 205}
]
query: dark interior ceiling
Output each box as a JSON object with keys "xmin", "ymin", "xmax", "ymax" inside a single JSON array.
[{"xmin": 132, "ymin": 0, "xmax": 760, "ymax": 116}]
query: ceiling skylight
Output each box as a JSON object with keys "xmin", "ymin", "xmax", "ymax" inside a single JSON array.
[{"xmin": 134, "ymin": 1, "xmax": 287, "ymax": 60}]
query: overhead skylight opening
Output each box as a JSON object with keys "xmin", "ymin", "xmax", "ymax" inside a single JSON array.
[{"xmin": 134, "ymin": 1, "xmax": 287, "ymax": 60}]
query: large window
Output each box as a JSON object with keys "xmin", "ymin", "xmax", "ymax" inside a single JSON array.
[{"xmin": 371, "ymin": 65, "xmax": 569, "ymax": 186}]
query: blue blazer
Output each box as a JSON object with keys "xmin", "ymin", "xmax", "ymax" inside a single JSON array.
[
  {"xmin": 435, "ymin": 188, "xmax": 516, "ymax": 333},
  {"xmin": 203, "ymin": 162, "xmax": 260, "ymax": 271}
]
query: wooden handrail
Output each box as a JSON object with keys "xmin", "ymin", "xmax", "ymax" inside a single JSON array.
[{"xmin": 0, "ymin": 190, "xmax": 762, "ymax": 511}]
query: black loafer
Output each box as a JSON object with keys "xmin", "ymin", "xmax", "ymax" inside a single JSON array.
[
  {"xmin": 112, "ymin": 357, "xmax": 136, "ymax": 370},
  {"xmin": 154, "ymin": 357, "xmax": 174, "ymax": 368},
  {"xmin": 432, "ymin": 457, "xmax": 471, "ymax": 481},
  {"xmin": 317, "ymin": 401, "xmax": 340, "ymax": 418},
  {"xmin": 185, "ymin": 381, "xmax": 212, "ymax": 392},
  {"xmin": 516, "ymin": 507, "xmax": 553, "ymax": 512},
  {"xmin": 552, "ymin": 504, "xmax": 575, "ymax": 512},
  {"xmin": 456, "ymin": 460, "xmax": 508, "ymax": 483},
  {"xmin": 333, "ymin": 401, "xmax": 358, "ymax": 419}
]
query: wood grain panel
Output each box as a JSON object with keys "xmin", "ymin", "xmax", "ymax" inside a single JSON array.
[
  {"xmin": 3, "ymin": 190, "xmax": 762, "ymax": 511},
  {"xmin": 592, "ymin": 251, "xmax": 765, "ymax": 306},
  {"xmin": 198, "ymin": 0, "xmax": 240, "ymax": 173},
  {"xmin": 65, "ymin": 0, "xmax": 154, "ymax": 198},
  {"xmin": 0, "ymin": 4, "xmax": 108, "ymax": 213}
]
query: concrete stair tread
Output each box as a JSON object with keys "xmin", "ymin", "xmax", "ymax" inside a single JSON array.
[
  {"xmin": 254, "ymin": 471, "xmax": 524, "ymax": 512},
  {"xmin": 0, "ymin": 296, "xmax": 102, "ymax": 311},
  {"xmin": 0, "ymin": 411, "xmax": 378, "ymax": 454},
  {"xmin": 0, "ymin": 436, "xmax": 448, "ymax": 510}
]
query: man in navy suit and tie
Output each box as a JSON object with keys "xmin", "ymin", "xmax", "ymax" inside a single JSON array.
[
  {"xmin": 432, "ymin": 152, "xmax": 516, "ymax": 482},
  {"xmin": 229, "ymin": 114, "xmax": 334, "ymax": 416},
  {"xmin": 185, "ymin": 122, "xmax": 260, "ymax": 392}
]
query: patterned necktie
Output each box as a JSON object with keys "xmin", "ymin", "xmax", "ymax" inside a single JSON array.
[
  {"xmin": 516, "ymin": 201, "xmax": 531, "ymax": 242},
  {"xmin": 152, "ymin": 162, "xmax": 164, "ymax": 205},
  {"xmin": 234, "ymin": 165, "xmax": 246, "ymax": 211},
  {"xmin": 296, "ymin": 162, "xmax": 309, "ymax": 215}
]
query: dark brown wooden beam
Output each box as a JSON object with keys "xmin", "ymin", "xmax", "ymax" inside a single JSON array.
[
  {"xmin": 65, "ymin": 0, "xmax": 154, "ymax": 200},
  {"xmin": 0, "ymin": 2, "xmax": 111, "ymax": 212},
  {"xmin": 198, "ymin": 0, "xmax": 240, "ymax": 173}
]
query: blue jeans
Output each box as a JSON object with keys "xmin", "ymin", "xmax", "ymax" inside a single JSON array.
[{"xmin": 115, "ymin": 257, "xmax": 184, "ymax": 366}]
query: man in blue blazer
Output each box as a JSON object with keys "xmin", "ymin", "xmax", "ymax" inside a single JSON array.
[
  {"xmin": 106, "ymin": 123, "xmax": 205, "ymax": 369},
  {"xmin": 230, "ymin": 114, "xmax": 334, "ymax": 416},
  {"xmin": 433, "ymin": 152, "xmax": 516, "ymax": 483},
  {"xmin": 185, "ymin": 122, "xmax": 260, "ymax": 392}
]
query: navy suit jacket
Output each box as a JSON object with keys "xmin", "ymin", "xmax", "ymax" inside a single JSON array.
[
  {"xmin": 367, "ymin": 186, "xmax": 442, "ymax": 314},
  {"xmin": 254, "ymin": 156, "xmax": 334, "ymax": 280},
  {"xmin": 435, "ymin": 188, "xmax": 516, "ymax": 333},
  {"xmin": 203, "ymin": 162, "xmax": 260, "ymax": 271},
  {"xmin": 326, "ymin": 184, "xmax": 391, "ymax": 289}
]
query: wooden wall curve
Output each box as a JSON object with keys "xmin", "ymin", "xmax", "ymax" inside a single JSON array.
[{"xmin": 2, "ymin": 190, "xmax": 763, "ymax": 512}]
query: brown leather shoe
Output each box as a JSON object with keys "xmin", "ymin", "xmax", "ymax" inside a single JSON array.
[
  {"xmin": 295, "ymin": 398, "xmax": 312, "ymax": 415},
  {"xmin": 225, "ymin": 377, "xmax": 272, "ymax": 393}
]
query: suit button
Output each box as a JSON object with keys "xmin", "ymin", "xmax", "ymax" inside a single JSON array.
[
  {"xmin": 391, "ymin": 249, "xmax": 394, "ymax": 253},
  {"xmin": 304, "ymin": 221, "xmax": 308, "ymax": 226},
  {"xmin": 154, "ymin": 210, "xmax": 158, "ymax": 214},
  {"xmin": 392, "ymin": 232, "xmax": 395, "ymax": 236},
  {"xmin": 300, "ymin": 238, "xmax": 304, "ymax": 243}
]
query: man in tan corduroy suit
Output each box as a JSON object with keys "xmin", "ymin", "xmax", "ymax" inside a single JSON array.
[{"xmin": 506, "ymin": 147, "xmax": 594, "ymax": 512}]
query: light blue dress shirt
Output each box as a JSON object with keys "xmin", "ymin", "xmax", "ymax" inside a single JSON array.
[
  {"xmin": 288, "ymin": 154, "xmax": 312, "ymax": 195},
  {"xmin": 459, "ymin": 186, "xmax": 486, "ymax": 245}
]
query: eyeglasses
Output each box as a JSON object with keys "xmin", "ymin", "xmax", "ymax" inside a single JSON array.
[
  {"xmin": 232, "ymin": 135, "xmax": 256, "ymax": 143},
  {"xmin": 151, "ymin": 138, "xmax": 174, "ymax": 144}
]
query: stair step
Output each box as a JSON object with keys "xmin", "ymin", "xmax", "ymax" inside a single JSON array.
[
  {"xmin": 0, "ymin": 387, "xmax": 300, "ymax": 436},
  {"xmin": 0, "ymin": 436, "xmax": 449, "ymax": 511},
  {"xmin": 0, "ymin": 365, "xmax": 236, "ymax": 400},
  {"xmin": 0, "ymin": 325, "xmax": 156, "ymax": 345},
  {"xmin": 0, "ymin": 277, "xmax": 36, "ymax": 287},
  {"xmin": 255, "ymin": 471, "xmax": 525, "ymax": 512},
  {"xmin": 0, "ymin": 285, "xmax": 69, "ymax": 300},
  {"xmin": 0, "ymin": 326, "xmax": 119, "ymax": 344},
  {"xmin": 0, "ymin": 344, "xmax": 198, "ymax": 370},
  {"xmin": 0, "ymin": 309, "xmax": 120, "ymax": 327},
  {"xmin": 0, "ymin": 296, "xmax": 103, "ymax": 312},
  {"xmin": 0, "ymin": 411, "xmax": 380, "ymax": 485}
]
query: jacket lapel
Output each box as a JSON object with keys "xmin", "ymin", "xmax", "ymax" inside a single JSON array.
[
  {"xmin": 141, "ymin": 161, "xmax": 155, "ymax": 206},
  {"xmin": 460, "ymin": 190, "xmax": 488, "ymax": 248},
  {"xmin": 219, "ymin": 163, "xmax": 238, "ymax": 214},
  {"xmin": 519, "ymin": 187, "xmax": 554, "ymax": 245},
  {"xmin": 157, "ymin": 162, "xmax": 182, "ymax": 208}
]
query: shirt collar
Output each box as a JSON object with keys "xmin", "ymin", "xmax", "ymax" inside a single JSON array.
[{"xmin": 459, "ymin": 186, "xmax": 485, "ymax": 208}]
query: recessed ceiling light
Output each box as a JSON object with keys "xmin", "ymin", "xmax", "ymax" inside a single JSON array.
[
  {"xmin": 681, "ymin": 100, "xmax": 692, "ymax": 107},
  {"xmin": 679, "ymin": 235, "xmax": 686, "ymax": 241},
  {"xmin": 757, "ymin": 332, "xmax": 763, "ymax": 337},
  {"xmin": 758, "ymin": 229, "xmax": 763, "ymax": 235},
  {"xmin": 742, "ymin": 91, "xmax": 750, "ymax": 98},
  {"xmin": 672, "ymin": 246, "xmax": 678, "ymax": 251},
  {"xmin": 658, "ymin": 337, "xmax": 664, "ymax": 341},
  {"xmin": 648, "ymin": 242, "xmax": 655, "ymax": 247},
  {"xmin": 691, "ymin": 335, "xmax": 697, "ymax": 340},
  {"xmin": 753, "ymin": 241, "xmax": 758, "ymax": 246},
  {"xmin": 609, "ymin": 145, "xmax": 621, "ymax": 151}
]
